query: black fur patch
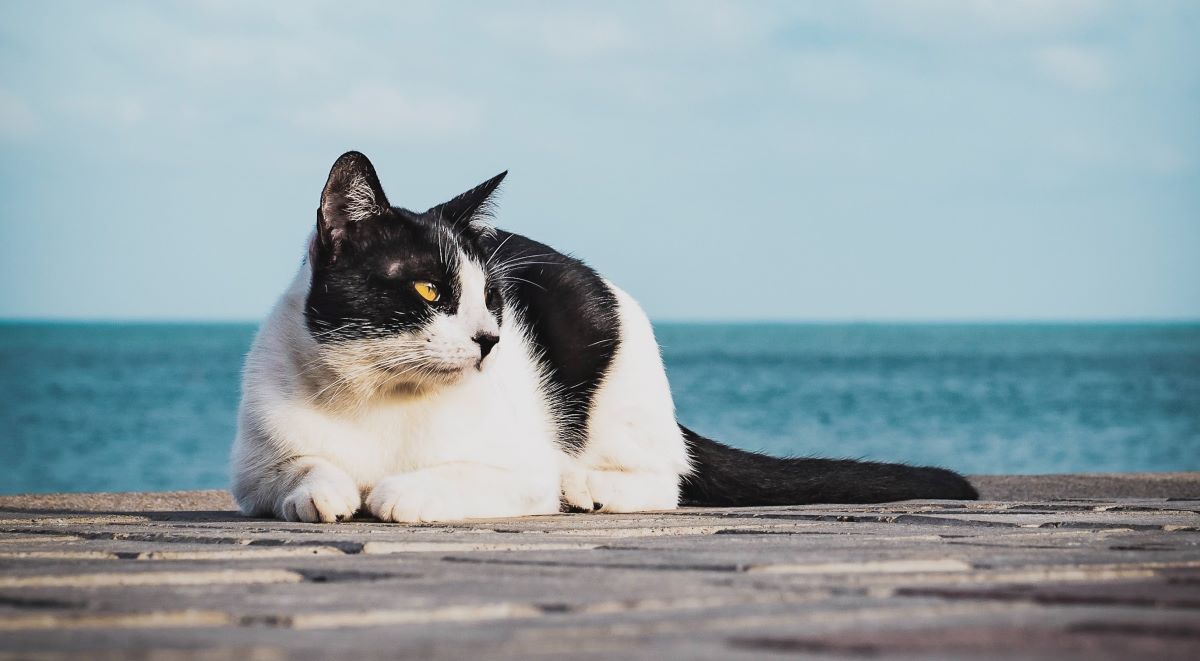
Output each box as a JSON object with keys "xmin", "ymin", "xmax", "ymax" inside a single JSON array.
[
  {"xmin": 306, "ymin": 210, "xmax": 464, "ymax": 342},
  {"xmin": 305, "ymin": 152, "xmax": 502, "ymax": 343},
  {"xmin": 480, "ymin": 231, "xmax": 621, "ymax": 452}
]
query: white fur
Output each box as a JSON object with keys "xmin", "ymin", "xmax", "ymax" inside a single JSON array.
[
  {"xmin": 562, "ymin": 283, "xmax": 690, "ymax": 513},
  {"xmin": 467, "ymin": 217, "xmax": 498, "ymax": 239},
  {"xmin": 232, "ymin": 254, "xmax": 691, "ymax": 522},
  {"xmin": 344, "ymin": 175, "xmax": 381, "ymax": 223}
]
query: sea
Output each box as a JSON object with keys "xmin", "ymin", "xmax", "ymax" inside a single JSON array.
[{"xmin": 1, "ymin": 322, "xmax": 1197, "ymax": 495}]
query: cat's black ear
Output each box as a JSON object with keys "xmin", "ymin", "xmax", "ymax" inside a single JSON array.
[
  {"xmin": 428, "ymin": 171, "xmax": 507, "ymax": 236},
  {"xmin": 317, "ymin": 151, "xmax": 390, "ymax": 250}
]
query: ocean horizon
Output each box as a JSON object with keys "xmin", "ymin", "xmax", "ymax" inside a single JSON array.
[{"xmin": 1, "ymin": 321, "xmax": 1197, "ymax": 495}]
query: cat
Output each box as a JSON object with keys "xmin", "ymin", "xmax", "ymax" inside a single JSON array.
[{"xmin": 231, "ymin": 151, "xmax": 978, "ymax": 523}]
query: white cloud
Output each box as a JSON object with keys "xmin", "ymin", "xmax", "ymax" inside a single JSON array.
[
  {"xmin": 937, "ymin": 0, "xmax": 1105, "ymax": 28},
  {"xmin": 63, "ymin": 96, "xmax": 147, "ymax": 126},
  {"xmin": 863, "ymin": 0, "xmax": 1109, "ymax": 41},
  {"xmin": 171, "ymin": 33, "xmax": 331, "ymax": 83},
  {"xmin": 0, "ymin": 90, "xmax": 39, "ymax": 140},
  {"xmin": 91, "ymin": 4, "xmax": 338, "ymax": 85},
  {"xmin": 1143, "ymin": 144, "xmax": 1190, "ymax": 175},
  {"xmin": 1033, "ymin": 45, "xmax": 1111, "ymax": 91},
  {"xmin": 293, "ymin": 86, "xmax": 482, "ymax": 141},
  {"xmin": 484, "ymin": 10, "xmax": 632, "ymax": 58},
  {"xmin": 663, "ymin": 0, "xmax": 778, "ymax": 49},
  {"xmin": 787, "ymin": 51, "xmax": 873, "ymax": 102}
]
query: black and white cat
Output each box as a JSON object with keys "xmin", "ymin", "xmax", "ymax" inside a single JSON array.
[{"xmin": 231, "ymin": 152, "xmax": 977, "ymax": 523}]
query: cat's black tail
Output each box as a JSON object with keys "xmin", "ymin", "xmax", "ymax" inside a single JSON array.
[{"xmin": 679, "ymin": 425, "xmax": 978, "ymax": 506}]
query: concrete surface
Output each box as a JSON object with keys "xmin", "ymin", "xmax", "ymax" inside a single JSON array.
[{"xmin": 0, "ymin": 474, "xmax": 1197, "ymax": 659}]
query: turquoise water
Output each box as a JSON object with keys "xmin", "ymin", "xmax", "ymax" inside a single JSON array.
[{"xmin": 1, "ymin": 323, "xmax": 1197, "ymax": 494}]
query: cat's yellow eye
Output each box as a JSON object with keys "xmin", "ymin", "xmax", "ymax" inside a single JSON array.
[{"xmin": 413, "ymin": 281, "xmax": 440, "ymax": 302}]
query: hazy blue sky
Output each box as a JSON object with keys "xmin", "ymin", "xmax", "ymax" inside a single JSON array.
[{"xmin": 1, "ymin": 1, "xmax": 1197, "ymax": 321}]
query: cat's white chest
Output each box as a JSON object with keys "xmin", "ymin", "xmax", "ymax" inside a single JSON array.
[
  {"xmin": 294, "ymin": 332, "xmax": 563, "ymax": 489},
  {"xmin": 330, "ymin": 403, "xmax": 420, "ymax": 483}
]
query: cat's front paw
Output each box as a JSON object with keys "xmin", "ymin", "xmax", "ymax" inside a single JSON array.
[
  {"xmin": 279, "ymin": 472, "xmax": 361, "ymax": 523},
  {"xmin": 366, "ymin": 473, "xmax": 471, "ymax": 523},
  {"xmin": 560, "ymin": 467, "xmax": 601, "ymax": 512},
  {"xmin": 583, "ymin": 470, "xmax": 680, "ymax": 513},
  {"xmin": 367, "ymin": 466, "xmax": 559, "ymax": 522}
]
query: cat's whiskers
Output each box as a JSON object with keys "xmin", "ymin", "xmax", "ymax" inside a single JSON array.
[
  {"xmin": 492, "ymin": 261, "xmax": 559, "ymax": 276},
  {"xmin": 320, "ymin": 333, "xmax": 479, "ymax": 403},
  {"xmin": 498, "ymin": 275, "xmax": 548, "ymax": 292},
  {"xmin": 484, "ymin": 234, "xmax": 515, "ymax": 268},
  {"xmin": 310, "ymin": 322, "xmax": 361, "ymax": 341},
  {"xmin": 304, "ymin": 340, "xmax": 433, "ymax": 406},
  {"xmin": 490, "ymin": 253, "xmax": 556, "ymax": 273}
]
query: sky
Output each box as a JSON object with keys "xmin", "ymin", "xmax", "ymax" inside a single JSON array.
[{"xmin": 0, "ymin": 0, "xmax": 1197, "ymax": 322}]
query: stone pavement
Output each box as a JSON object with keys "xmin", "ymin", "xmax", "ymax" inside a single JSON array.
[{"xmin": 0, "ymin": 475, "xmax": 1198, "ymax": 659}]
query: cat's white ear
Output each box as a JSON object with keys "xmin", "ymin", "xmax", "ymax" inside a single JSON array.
[
  {"xmin": 317, "ymin": 151, "xmax": 390, "ymax": 248},
  {"xmin": 428, "ymin": 171, "xmax": 507, "ymax": 237}
]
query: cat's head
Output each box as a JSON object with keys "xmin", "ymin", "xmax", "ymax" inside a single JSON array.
[{"xmin": 304, "ymin": 151, "xmax": 507, "ymax": 395}]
